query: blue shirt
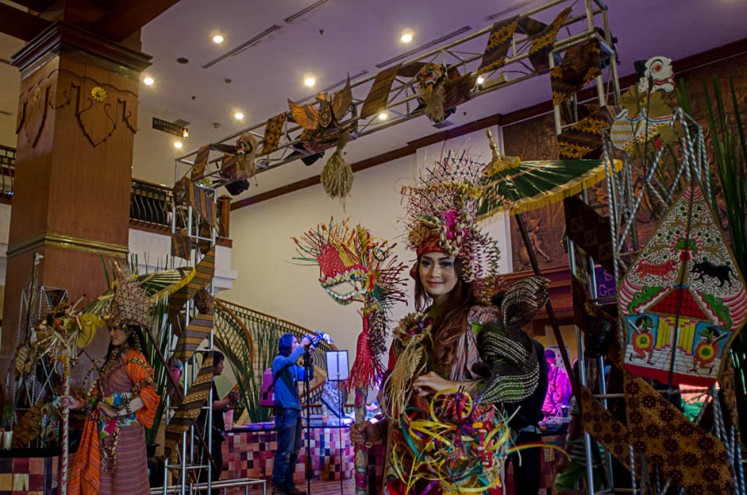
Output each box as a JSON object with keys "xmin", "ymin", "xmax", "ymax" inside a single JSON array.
[{"xmin": 272, "ymin": 346, "xmax": 308, "ymax": 410}]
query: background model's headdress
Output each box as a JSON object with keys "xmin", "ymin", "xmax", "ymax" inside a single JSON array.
[
  {"xmin": 106, "ymin": 264, "xmax": 152, "ymax": 329},
  {"xmin": 401, "ymin": 151, "xmax": 501, "ymax": 292}
]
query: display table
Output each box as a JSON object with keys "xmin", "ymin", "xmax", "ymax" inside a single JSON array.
[
  {"xmin": 223, "ymin": 420, "xmax": 354, "ymax": 484},
  {"xmin": 0, "ymin": 449, "xmax": 61, "ymax": 495}
]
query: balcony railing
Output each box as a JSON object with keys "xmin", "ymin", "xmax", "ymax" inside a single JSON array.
[
  {"xmin": 0, "ymin": 145, "xmax": 15, "ymax": 201},
  {"xmin": 0, "ymin": 145, "xmax": 230, "ymax": 239}
]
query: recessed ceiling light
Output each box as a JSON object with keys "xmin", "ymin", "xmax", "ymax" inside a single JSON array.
[
  {"xmin": 143, "ymin": 76, "xmax": 154, "ymax": 86},
  {"xmin": 212, "ymin": 34, "xmax": 224, "ymax": 44},
  {"xmin": 173, "ymin": 141, "xmax": 183, "ymax": 149},
  {"xmin": 400, "ymin": 30, "xmax": 413, "ymax": 43},
  {"xmin": 476, "ymin": 76, "xmax": 485, "ymax": 85},
  {"xmin": 303, "ymin": 75, "xmax": 316, "ymax": 87},
  {"xmin": 378, "ymin": 112, "xmax": 388, "ymax": 121},
  {"xmin": 234, "ymin": 111, "xmax": 244, "ymax": 120}
]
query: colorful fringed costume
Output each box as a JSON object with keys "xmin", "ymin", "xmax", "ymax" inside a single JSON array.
[
  {"xmin": 377, "ymin": 153, "xmax": 545, "ymax": 494},
  {"xmin": 69, "ymin": 349, "xmax": 159, "ymax": 495},
  {"xmin": 68, "ymin": 266, "xmax": 160, "ymax": 495}
]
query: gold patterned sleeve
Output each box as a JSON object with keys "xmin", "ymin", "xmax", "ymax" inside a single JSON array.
[{"xmin": 124, "ymin": 349, "xmax": 160, "ymax": 428}]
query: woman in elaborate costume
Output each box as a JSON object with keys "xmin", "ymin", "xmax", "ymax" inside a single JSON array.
[
  {"xmin": 65, "ymin": 270, "xmax": 160, "ymax": 495},
  {"xmin": 352, "ymin": 153, "xmax": 547, "ymax": 494}
]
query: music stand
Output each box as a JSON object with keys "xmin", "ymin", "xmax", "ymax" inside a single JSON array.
[{"xmin": 326, "ymin": 350, "xmax": 349, "ymax": 495}]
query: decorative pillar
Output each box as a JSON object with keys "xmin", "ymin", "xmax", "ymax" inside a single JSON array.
[{"xmin": 0, "ymin": 23, "xmax": 151, "ymax": 378}]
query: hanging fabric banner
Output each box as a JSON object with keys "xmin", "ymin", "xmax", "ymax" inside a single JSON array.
[
  {"xmin": 190, "ymin": 144, "xmax": 211, "ymax": 181},
  {"xmin": 477, "ymin": 17, "xmax": 519, "ymax": 74},
  {"xmin": 260, "ymin": 112, "xmax": 287, "ymax": 155},
  {"xmin": 361, "ymin": 64, "xmax": 402, "ymax": 119},
  {"xmin": 557, "ymin": 106, "xmax": 611, "ymax": 160},
  {"xmin": 551, "ymin": 38, "xmax": 601, "ymax": 106}
]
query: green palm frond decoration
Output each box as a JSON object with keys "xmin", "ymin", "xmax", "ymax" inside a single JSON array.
[{"xmin": 703, "ymin": 77, "xmax": 747, "ymax": 437}]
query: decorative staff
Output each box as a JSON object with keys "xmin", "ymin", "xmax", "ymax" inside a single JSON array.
[{"xmin": 293, "ymin": 218, "xmax": 406, "ymax": 494}]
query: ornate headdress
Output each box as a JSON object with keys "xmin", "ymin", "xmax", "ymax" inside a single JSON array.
[
  {"xmin": 401, "ymin": 151, "xmax": 503, "ymax": 295},
  {"xmin": 106, "ymin": 264, "xmax": 151, "ymax": 329}
]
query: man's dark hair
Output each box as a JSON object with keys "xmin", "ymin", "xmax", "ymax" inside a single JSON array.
[{"xmin": 278, "ymin": 333, "xmax": 296, "ymax": 357}]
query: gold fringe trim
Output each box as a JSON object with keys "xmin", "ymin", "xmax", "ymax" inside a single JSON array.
[
  {"xmin": 477, "ymin": 158, "xmax": 623, "ymax": 220},
  {"xmin": 144, "ymin": 267, "xmax": 197, "ymax": 302}
]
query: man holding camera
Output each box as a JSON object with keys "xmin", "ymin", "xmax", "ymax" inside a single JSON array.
[{"xmin": 272, "ymin": 334, "xmax": 315, "ymax": 495}]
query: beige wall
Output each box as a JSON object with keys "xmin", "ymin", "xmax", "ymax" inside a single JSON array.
[{"xmin": 222, "ymin": 127, "xmax": 513, "ymax": 365}]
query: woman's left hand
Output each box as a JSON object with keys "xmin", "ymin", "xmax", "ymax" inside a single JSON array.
[
  {"xmin": 96, "ymin": 401, "xmax": 118, "ymax": 418},
  {"xmin": 412, "ymin": 371, "xmax": 456, "ymax": 397}
]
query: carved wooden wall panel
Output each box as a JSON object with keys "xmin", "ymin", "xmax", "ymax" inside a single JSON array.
[{"xmin": 501, "ymin": 52, "xmax": 747, "ymax": 273}]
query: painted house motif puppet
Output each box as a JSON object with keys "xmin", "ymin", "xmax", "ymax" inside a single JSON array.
[{"xmin": 619, "ymin": 184, "xmax": 747, "ymax": 386}]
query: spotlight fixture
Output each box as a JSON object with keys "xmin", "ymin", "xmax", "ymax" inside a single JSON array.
[
  {"xmin": 476, "ymin": 76, "xmax": 485, "ymax": 85},
  {"xmin": 173, "ymin": 141, "xmax": 183, "ymax": 149},
  {"xmin": 303, "ymin": 75, "xmax": 316, "ymax": 87},
  {"xmin": 234, "ymin": 111, "xmax": 244, "ymax": 120},
  {"xmin": 400, "ymin": 30, "xmax": 413, "ymax": 43},
  {"xmin": 143, "ymin": 76, "xmax": 155, "ymax": 86},
  {"xmin": 378, "ymin": 112, "xmax": 388, "ymax": 121},
  {"xmin": 212, "ymin": 34, "xmax": 224, "ymax": 44}
]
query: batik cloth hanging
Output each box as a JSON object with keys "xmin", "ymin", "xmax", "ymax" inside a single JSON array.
[
  {"xmin": 259, "ymin": 112, "xmax": 287, "ymax": 155},
  {"xmin": 550, "ymin": 38, "xmax": 601, "ymax": 106},
  {"xmin": 557, "ymin": 106, "xmax": 612, "ymax": 159},
  {"xmin": 624, "ymin": 374, "xmax": 735, "ymax": 493},
  {"xmin": 191, "ymin": 144, "xmax": 211, "ymax": 181},
  {"xmin": 619, "ymin": 184, "xmax": 747, "ymax": 386},
  {"xmin": 477, "ymin": 17, "xmax": 519, "ymax": 74},
  {"xmin": 361, "ymin": 64, "xmax": 401, "ymax": 119},
  {"xmin": 171, "ymin": 231, "xmax": 192, "ymax": 260},
  {"xmin": 163, "ymin": 355, "xmax": 214, "ymax": 460},
  {"xmin": 527, "ymin": 7, "xmax": 571, "ymax": 73}
]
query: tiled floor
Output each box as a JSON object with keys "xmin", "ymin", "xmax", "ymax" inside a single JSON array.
[{"xmin": 230, "ymin": 478, "xmax": 354, "ymax": 494}]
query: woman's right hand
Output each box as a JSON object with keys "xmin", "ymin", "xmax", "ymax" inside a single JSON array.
[
  {"xmin": 60, "ymin": 396, "xmax": 81, "ymax": 410},
  {"xmin": 350, "ymin": 420, "xmax": 382, "ymax": 446}
]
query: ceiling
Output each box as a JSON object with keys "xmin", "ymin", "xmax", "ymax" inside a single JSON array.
[{"xmin": 1, "ymin": 0, "xmax": 747, "ymax": 200}]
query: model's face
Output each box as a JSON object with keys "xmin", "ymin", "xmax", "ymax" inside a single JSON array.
[
  {"xmin": 109, "ymin": 326, "xmax": 128, "ymax": 347},
  {"xmin": 290, "ymin": 337, "xmax": 299, "ymax": 353},
  {"xmin": 419, "ymin": 252, "xmax": 458, "ymax": 305},
  {"xmin": 215, "ymin": 359, "xmax": 225, "ymax": 376}
]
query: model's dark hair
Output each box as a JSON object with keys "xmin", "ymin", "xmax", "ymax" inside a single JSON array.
[
  {"xmin": 213, "ymin": 350, "xmax": 225, "ymax": 364},
  {"xmin": 414, "ymin": 256, "xmax": 478, "ymax": 368},
  {"xmin": 278, "ymin": 333, "xmax": 296, "ymax": 357},
  {"xmin": 105, "ymin": 324, "xmax": 149, "ymax": 362}
]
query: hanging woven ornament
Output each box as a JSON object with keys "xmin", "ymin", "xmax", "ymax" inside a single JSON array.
[{"xmin": 321, "ymin": 137, "xmax": 353, "ymax": 201}]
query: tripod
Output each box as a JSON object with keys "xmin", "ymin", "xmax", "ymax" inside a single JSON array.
[
  {"xmin": 302, "ymin": 348, "xmax": 314, "ymax": 495},
  {"xmin": 326, "ymin": 350, "xmax": 349, "ymax": 495}
]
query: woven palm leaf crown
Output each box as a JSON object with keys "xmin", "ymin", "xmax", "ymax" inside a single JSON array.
[
  {"xmin": 401, "ymin": 151, "xmax": 502, "ymax": 293},
  {"xmin": 106, "ymin": 264, "xmax": 151, "ymax": 329}
]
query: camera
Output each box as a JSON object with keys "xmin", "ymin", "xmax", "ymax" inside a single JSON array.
[{"xmin": 305, "ymin": 330, "xmax": 333, "ymax": 348}]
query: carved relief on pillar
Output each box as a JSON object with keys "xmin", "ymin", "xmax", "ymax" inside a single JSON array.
[
  {"xmin": 16, "ymin": 64, "xmax": 55, "ymax": 148},
  {"xmin": 16, "ymin": 65, "xmax": 139, "ymax": 149},
  {"xmin": 56, "ymin": 69, "xmax": 139, "ymax": 148}
]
